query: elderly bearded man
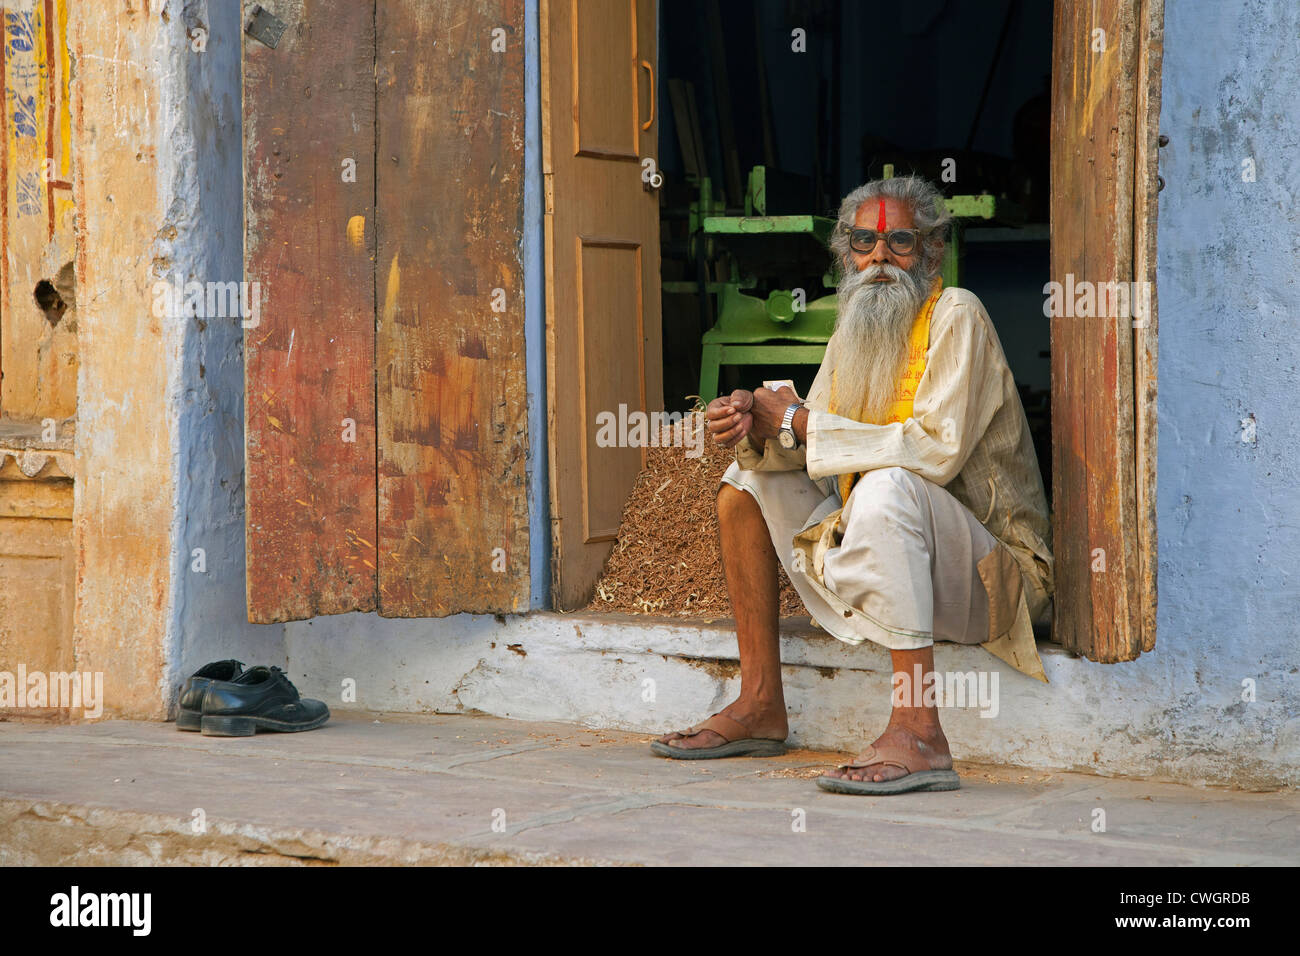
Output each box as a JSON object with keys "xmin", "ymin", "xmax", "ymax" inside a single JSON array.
[{"xmin": 651, "ymin": 175, "xmax": 1053, "ymax": 795}]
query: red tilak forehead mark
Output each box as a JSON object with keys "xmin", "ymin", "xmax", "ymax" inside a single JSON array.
[{"xmin": 876, "ymin": 199, "xmax": 887, "ymax": 231}]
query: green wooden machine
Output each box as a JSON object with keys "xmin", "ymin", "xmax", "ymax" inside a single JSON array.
[{"xmin": 666, "ymin": 164, "xmax": 1019, "ymax": 400}]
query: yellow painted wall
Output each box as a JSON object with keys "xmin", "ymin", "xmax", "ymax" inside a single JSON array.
[
  {"xmin": 0, "ymin": 0, "xmax": 79, "ymax": 721},
  {"xmin": 67, "ymin": 2, "xmax": 174, "ymax": 718},
  {"xmin": 0, "ymin": 0, "xmax": 76, "ymax": 421},
  {"xmin": 0, "ymin": 446, "xmax": 74, "ymax": 719}
]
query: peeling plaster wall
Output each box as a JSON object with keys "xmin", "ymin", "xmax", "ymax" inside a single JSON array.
[
  {"xmin": 0, "ymin": 0, "xmax": 78, "ymax": 421},
  {"xmin": 1149, "ymin": 1, "xmax": 1300, "ymax": 781},
  {"xmin": 157, "ymin": 0, "xmax": 284, "ymax": 699},
  {"xmin": 71, "ymin": 2, "xmax": 281, "ymax": 718},
  {"xmin": 71, "ymin": 4, "xmax": 176, "ymax": 718}
]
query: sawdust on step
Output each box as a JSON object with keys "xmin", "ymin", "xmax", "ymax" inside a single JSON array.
[{"xmin": 585, "ymin": 412, "xmax": 807, "ymax": 618}]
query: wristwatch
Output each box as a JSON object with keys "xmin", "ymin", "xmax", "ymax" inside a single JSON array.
[{"xmin": 778, "ymin": 403, "xmax": 803, "ymax": 450}]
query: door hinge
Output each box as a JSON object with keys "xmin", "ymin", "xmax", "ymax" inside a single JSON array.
[
  {"xmin": 244, "ymin": 4, "xmax": 288, "ymax": 49},
  {"xmin": 543, "ymin": 171, "xmax": 554, "ymax": 216}
]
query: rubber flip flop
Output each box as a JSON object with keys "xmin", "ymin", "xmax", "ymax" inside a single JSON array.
[
  {"xmin": 650, "ymin": 712, "xmax": 787, "ymax": 759},
  {"xmin": 815, "ymin": 743, "xmax": 961, "ymax": 794}
]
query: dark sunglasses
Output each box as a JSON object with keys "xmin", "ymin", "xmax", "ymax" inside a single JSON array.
[{"xmin": 848, "ymin": 228, "xmax": 923, "ymax": 256}]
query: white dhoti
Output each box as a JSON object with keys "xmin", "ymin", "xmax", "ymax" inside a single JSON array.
[{"xmin": 720, "ymin": 460, "xmax": 1013, "ymax": 654}]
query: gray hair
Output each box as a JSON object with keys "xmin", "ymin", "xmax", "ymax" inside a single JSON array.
[{"xmin": 828, "ymin": 175, "xmax": 952, "ymax": 280}]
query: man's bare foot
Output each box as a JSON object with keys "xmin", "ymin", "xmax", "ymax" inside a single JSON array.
[
  {"xmin": 820, "ymin": 724, "xmax": 952, "ymax": 783},
  {"xmin": 656, "ymin": 698, "xmax": 788, "ymax": 749}
]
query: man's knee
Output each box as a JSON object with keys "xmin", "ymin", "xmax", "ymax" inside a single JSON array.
[
  {"xmin": 858, "ymin": 466, "xmax": 920, "ymax": 489},
  {"xmin": 844, "ymin": 467, "xmax": 924, "ymax": 526},
  {"xmin": 719, "ymin": 481, "xmax": 768, "ymax": 533},
  {"xmin": 717, "ymin": 481, "xmax": 755, "ymax": 518}
]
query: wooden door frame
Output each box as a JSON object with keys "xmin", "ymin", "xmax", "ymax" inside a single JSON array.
[
  {"xmin": 534, "ymin": 0, "xmax": 1164, "ymax": 661},
  {"xmin": 1049, "ymin": 0, "xmax": 1163, "ymax": 661},
  {"xmin": 1131, "ymin": 0, "xmax": 1163, "ymax": 655}
]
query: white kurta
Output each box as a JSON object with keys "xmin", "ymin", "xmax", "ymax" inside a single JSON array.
[{"xmin": 721, "ymin": 287, "xmax": 1054, "ymax": 681}]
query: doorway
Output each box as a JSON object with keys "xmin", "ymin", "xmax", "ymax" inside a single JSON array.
[{"xmin": 542, "ymin": 0, "xmax": 1161, "ymax": 662}]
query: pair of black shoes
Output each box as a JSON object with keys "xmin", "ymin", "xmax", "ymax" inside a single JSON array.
[{"xmin": 177, "ymin": 660, "xmax": 330, "ymax": 737}]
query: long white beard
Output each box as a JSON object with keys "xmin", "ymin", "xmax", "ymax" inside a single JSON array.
[{"xmin": 831, "ymin": 262, "xmax": 927, "ymax": 421}]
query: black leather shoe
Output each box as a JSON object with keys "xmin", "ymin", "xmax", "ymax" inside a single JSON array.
[
  {"xmin": 176, "ymin": 660, "xmax": 244, "ymax": 731},
  {"xmin": 199, "ymin": 665, "xmax": 330, "ymax": 737}
]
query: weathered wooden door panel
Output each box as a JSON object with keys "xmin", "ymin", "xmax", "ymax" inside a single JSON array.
[
  {"xmin": 1049, "ymin": 0, "xmax": 1161, "ymax": 661},
  {"xmin": 375, "ymin": 0, "xmax": 529, "ymax": 616},
  {"xmin": 243, "ymin": 1, "xmax": 378, "ymax": 622},
  {"xmin": 577, "ymin": 239, "xmax": 649, "ymax": 545},
  {"xmin": 542, "ymin": 0, "xmax": 663, "ymax": 609}
]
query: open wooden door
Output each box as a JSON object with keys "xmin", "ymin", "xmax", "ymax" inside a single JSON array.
[
  {"xmin": 1049, "ymin": 0, "xmax": 1163, "ymax": 661},
  {"xmin": 541, "ymin": 0, "xmax": 663, "ymax": 608}
]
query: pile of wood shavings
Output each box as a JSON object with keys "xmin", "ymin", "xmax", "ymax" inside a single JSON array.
[{"xmin": 585, "ymin": 412, "xmax": 807, "ymax": 618}]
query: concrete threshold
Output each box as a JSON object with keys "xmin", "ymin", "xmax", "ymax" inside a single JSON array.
[
  {"xmin": 1, "ymin": 712, "xmax": 1297, "ymax": 866},
  {"xmin": 283, "ymin": 610, "xmax": 1300, "ymax": 790}
]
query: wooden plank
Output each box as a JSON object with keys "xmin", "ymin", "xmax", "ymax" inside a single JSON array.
[
  {"xmin": 1132, "ymin": 0, "xmax": 1164, "ymax": 654},
  {"xmin": 243, "ymin": 0, "xmax": 378, "ymax": 622},
  {"xmin": 375, "ymin": 0, "xmax": 529, "ymax": 616},
  {"xmin": 752, "ymin": 4, "xmax": 775, "ymax": 169},
  {"xmin": 542, "ymin": 0, "xmax": 663, "ymax": 609},
  {"xmin": 667, "ymin": 79, "xmax": 702, "ymax": 182},
  {"xmin": 1049, "ymin": 1, "xmax": 1080, "ymax": 655},
  {"xmin": 683, "ymin": 81, "xmax": 708, "ymax": 184},
  {"xmin": 703, "ymin": 0, "xmax": 743, "ymax": 206},
  {"xmin": 1049, "ymin": 0, "xmax": 1148, "ymax": 661}
]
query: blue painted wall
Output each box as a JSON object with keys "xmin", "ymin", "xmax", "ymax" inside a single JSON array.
[
  {"xmin": 1154, "ymin": 0, "xmax": 1300, "ymax": 768},
  {"xmin": 166, "ymin": 1, "xmax": 284, "ymax": 697}
]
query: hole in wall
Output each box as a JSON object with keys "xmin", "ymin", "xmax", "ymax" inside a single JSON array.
[
  {"xmin": 32, "ymin": 262, "xmax": 76, "ymax": 328},
  {"xmin": 34, "ymin": 280, "xmax": 66, "ymax": 326}
]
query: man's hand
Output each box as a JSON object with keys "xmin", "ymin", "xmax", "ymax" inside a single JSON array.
[
  {"xmin": 750, "ymin": 385, "xmax": 802, "ymax": 441},
  {"xmin": 705, "ymin": 390, "xmax": 754, "ymax": 448}
]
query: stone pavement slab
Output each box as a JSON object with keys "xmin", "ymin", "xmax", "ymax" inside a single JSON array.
[{"xmin": 0, "ymin": 712, "xmax": 1296, "ymax": 865}]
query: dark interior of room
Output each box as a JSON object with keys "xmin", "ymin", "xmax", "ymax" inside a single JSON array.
[{"xmin": 656, "ymin": 0, "xmax": 1053, "ymax": 497}]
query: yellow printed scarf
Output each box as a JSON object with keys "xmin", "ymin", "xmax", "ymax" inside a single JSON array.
[{"xmin": 828, "ymin": 279, "xmax": 943, "ymax": 505}]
